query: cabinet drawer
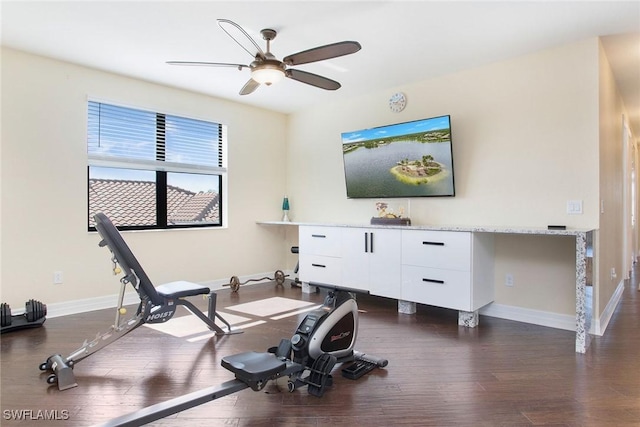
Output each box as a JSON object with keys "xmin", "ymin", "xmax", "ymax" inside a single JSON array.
[
  {"xmin": 299, "ymin": 254, "xmax": 342, "ymax": 286},
  {"xmin": 401, "ymin": 265, "xmax": 471, "ymax": 311},
  {"xmin": 401, "ymin": 230, "xmax": 471, "ymax": 271},
  {"xmin": 299, "ymin": 226, "xmax": 342, "ymax": 257}
]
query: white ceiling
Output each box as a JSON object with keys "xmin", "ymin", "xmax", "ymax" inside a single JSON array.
[{"xmin": 2, "ymin": 1, "xmax": 639, "ymax": 136}]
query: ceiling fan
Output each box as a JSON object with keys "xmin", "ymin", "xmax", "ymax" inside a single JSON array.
[{"xmin": 167, "ymin": 19, "xmax": 362, "ymax": 95}]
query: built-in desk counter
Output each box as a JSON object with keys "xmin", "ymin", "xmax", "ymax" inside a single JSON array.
[{"xmin": 258, "ymin": 221, "xmax": 595, "ymax": 353}]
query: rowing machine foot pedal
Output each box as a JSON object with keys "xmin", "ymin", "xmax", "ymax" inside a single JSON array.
[
  {"xmin": 43, "ymin": 354, "xmax": 78, "ymax": 390},
  {"xmin": 341, "ymin": 360, "xmax": 376, "ymax": 380},
  {"xmin": 307, "ymin": 353, "xmax": 336, "ymax": 397}
]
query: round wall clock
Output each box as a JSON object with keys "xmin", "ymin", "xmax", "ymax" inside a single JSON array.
[{"xmin": 389, "ymin": 92, "xmax": 407, "ymax": 112}]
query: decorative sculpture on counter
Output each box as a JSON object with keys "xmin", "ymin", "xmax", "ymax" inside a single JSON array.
[{"xmin": 371, "ymin": 201, "xmax": 411, "ymax": 225}]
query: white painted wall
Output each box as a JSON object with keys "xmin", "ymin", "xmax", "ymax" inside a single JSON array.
[{"xmin": 0, "ymin": 47, "xmax": 288, "ymax": 307}]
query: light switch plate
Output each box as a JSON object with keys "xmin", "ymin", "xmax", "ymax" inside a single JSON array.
[{"xmin": 567, "ymin": 200, "xmax": 583, "ymax": 215}]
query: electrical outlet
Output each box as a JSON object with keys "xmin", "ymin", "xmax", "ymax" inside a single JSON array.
[
  {"xmin": 53, "ymin": 271, "xmax": 63, "ymax": 284},
  {"xmin": 610, "ymin": 268, "xmax": 617, "ymax": 280},
  {"xmin": 505, "ymin": 273, "xmax": 514, "ymax": 287}
]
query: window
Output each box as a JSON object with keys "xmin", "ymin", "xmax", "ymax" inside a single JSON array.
[{"xmin": 87, "ymin": 101, "xmax": 226, "ymax": 230}]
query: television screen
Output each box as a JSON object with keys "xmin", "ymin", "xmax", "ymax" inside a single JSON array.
[{"xmin": 341, "ymin": 115, "xmax": 455, "ymax": 198}]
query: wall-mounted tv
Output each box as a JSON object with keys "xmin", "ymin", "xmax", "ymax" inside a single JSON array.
[{"xmin": 341, "ymin": 115, "xmax": 455, "ymax": 198}]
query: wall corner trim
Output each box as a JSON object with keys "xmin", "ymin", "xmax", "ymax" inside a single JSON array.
[{"xmin": 593, "ymin": 280, "xmax": 625, "ymax": 336}]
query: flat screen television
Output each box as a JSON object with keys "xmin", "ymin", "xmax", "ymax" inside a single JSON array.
[{"xmin": 341, "ymin": 115, "xmax": 455, "ymax": 198}]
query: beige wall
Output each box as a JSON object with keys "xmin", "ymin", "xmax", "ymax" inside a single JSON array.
[
  {"xmin": 286, "ymin": 38, "xmax": 601, "ymax": 317},
  {"xmin": 597, "ymin": 40, "xmax": 628, "ymax": 317},
  {"xmin": 1, "ymin": 47, "xmax": 288, "ymax": 307},
  {"xmin": 287, "ymin": 39, "xmax": 600, "ymax": 229}
]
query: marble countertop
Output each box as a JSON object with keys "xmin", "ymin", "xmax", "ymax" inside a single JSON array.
[{"xmin": 257, "ymin": 221, "xmax": 596, "ymax": 236}]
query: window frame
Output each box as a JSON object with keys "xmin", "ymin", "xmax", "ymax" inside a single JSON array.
[{"xmin": 87, "ymin": 99, "xmax": 227, "ymax": 231}]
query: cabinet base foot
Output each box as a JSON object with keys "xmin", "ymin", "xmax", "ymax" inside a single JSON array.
[
  {"xmin": 458, "ymin": 310, "xmax": 479, "ymax": 327},
  {"xmin": 398, "ymin": 300, "xmax": 417, "ymax": 314},
  {"xmin": 301, "ymin": 282, "xmax": 317, "ymax": 294}
]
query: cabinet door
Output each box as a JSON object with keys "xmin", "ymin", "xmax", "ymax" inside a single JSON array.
[
  {"xmin": 368, "ymin": 228, "xmax": 402, "ymax": 299},
  {"xmin": 341, "ymin": 228, "xmax": 372, "ymax": 291},
  {"xmin": 341, "ymin": 228, "xmax": 402, "ymax": 296}
]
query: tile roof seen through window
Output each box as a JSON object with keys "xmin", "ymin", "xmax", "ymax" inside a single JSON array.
[{"xmin": 89, "ymin": 179, "xmax": 219, "ymax": 227}]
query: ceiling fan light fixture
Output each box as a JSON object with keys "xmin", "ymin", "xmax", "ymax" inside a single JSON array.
[{"xmin": 251, "ymin": 64, "xmax": 285, "ymax": 85}]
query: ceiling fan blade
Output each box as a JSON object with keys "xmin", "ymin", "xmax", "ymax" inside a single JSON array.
[
  {"xmin": 283, "ymin": 41, "xmax": 361, "ymax": 66},
  {"xmin": 285, "ymin": 69, "xmax": 341, "ymax": 90},
  {"xmin": 167, "ymin": 61, "xmax": 248, "ymax": 70},
  {"xmin": 239, "ymin": 78, "xmax": 260, "ymax": 95},
  {"xmin": 217, "ymin": 19, "xmax": 265, "ymax": 59}
]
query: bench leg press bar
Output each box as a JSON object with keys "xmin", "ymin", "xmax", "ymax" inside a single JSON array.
[{"xmin": 40, "ymin": 290, "xmax": 238, "ymax": 391}]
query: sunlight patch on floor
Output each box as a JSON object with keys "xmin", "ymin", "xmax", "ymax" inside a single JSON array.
[
  {"xmin": 225, "ymin": 297, "xmax": 317, "ymax": 317},
  {"xmin": 270, "ymin": 304, "xmax": 323, "ymax": 320},
  {"xmin": 143, "ymin": 311, "xmax": 250, "ymax": 338},
  {"xmin": 143, "ymin": 297, "xmax": 319, "ymax": 339}
]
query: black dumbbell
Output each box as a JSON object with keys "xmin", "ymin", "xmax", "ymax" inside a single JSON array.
[
  {"xmin": 25, "ymin": 299, "xmax": 47, "ymax": 323},
  {"xmin": 0, "ymin": 303, "xmax": 11, "ymax": 327}
]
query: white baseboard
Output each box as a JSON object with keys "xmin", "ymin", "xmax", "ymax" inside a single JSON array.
[
  {"xmin": 42, "ymin": 270, "xmax": 294, "ymax": 319},
  {"xmin": 479, "ymin": 303, "xmax": 576, "ymax": 332},
  {"xmin": 42, "ymin": 292, "xmax": 141, "ymax": 319},
  {"xmin": 592, "ymin": 280, "xmax": 625, "ymax": 336},
  {"xmin": 480, "ymin": 280, "xmax": 626, "ymax": 335}
]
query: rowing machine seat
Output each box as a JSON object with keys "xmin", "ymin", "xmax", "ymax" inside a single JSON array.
[{"xmin": 221, "ymin": 352, "xmax": 287, "ymax": 390}]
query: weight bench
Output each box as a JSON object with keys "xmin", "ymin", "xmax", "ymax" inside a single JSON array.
[{"xmin": 40, "ymin": 212, "xmax": 240, "ymax": 391}]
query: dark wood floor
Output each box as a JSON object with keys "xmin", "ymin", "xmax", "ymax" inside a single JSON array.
[{"xmin": 2, "ymin": 268, "xmax": 640, "ymax": 427}]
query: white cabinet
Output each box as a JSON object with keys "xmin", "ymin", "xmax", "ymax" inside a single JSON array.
[
  {"xmin": 401, "ymin": 230, "xmax": 494, "ymax": 311},
  {"xmin": 299, "ymin": 225, "xmax": 494, "ymax": 314},
  {"xmin": 342, "ymin": 228, "xmax": 402, "ymax": 297}
]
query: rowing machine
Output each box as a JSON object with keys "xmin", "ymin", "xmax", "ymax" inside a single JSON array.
[{"xmin": 94, "ymin": 282, "xmax": 388, "ymax": 427}]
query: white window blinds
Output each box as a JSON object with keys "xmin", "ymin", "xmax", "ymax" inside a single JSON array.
[{"xmin": 87, "ymin": 101, "xmax": 226, "ymax": 174}]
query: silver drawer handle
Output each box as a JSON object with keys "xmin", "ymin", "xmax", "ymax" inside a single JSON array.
[
  {"xmin": 311, "ymin": 263, "xmax": 326, "ymax": 268},
  {"xmin": 422, "ymin": 241, "xmax": 445, "ymax": 246},
  {"xmin": 311, "ymin": 234, "xmax": 326, "ymax": 238},
  {"xmin": 422, "ymin": 278, "xmax": 445, "ymax": 284}
]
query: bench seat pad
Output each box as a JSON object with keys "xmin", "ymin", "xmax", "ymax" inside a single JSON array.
[{"xmin": 155, "ymin": 281, "xmax": 210, "ymax": 298}]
